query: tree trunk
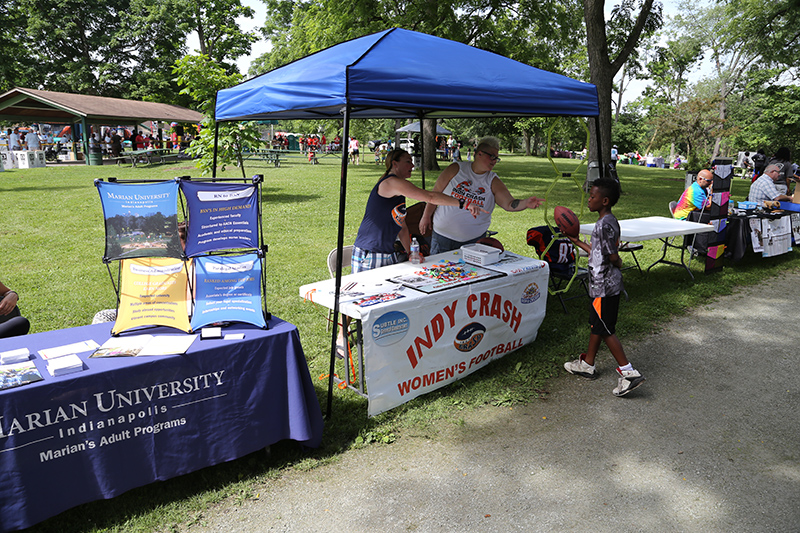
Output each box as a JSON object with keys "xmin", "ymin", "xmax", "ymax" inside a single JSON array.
[
  {"xmin": 615, "ymin": 66, "xmax": 626, "ymax": 122},
  {"xmin": 584, "ymin": 0, "xmax": 613, "ymax": 172},
  {"xmin": 523, "ymin": 130, "xmax": 531, "ymax": 156},
  {"xmin": 584, "ymin": 0, "xmax": 654, "ymax": 179},
  {"xmin": 422, "ymin": 119, "xmax": 439, "ymax": 173},
  {"xmin": 394, "ymin": 119, "xmax": 404, "ymax": 149}
]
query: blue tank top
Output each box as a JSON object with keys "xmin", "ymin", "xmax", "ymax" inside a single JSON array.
[{"xmin": 354, "ymin": 174, "xmax": 406, "ymax": 254}]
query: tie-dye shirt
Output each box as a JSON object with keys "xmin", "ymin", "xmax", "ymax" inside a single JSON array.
[{"xmin": 673, "ymin": 182, "xmax": 709, "ymax": 220}]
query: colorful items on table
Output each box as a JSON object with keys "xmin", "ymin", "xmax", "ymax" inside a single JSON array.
[{"xmin": 415, "ymin": 260, "xmax": 478, "ymax": 284}]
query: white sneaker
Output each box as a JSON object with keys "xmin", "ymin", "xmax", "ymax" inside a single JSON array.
[
  {"xmin": 613, "ymin": 368, "xmax": 645, "ymax": 396},
  {"xmin": 564, "ymin": 354, "xmax": 598, "ymax": 379}
]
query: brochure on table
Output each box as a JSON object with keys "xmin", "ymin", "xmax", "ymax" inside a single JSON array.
[
  {"xmin": 0, "ymin": 361, "xmax": 43, "ymax": 391},
  {"xmin": 90, "ymin": 334, "xmax": 198, "ymax": 357}
]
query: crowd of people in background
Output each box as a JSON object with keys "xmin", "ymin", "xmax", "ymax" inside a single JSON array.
[
  {"xmin": 1, "ymin": 127, "xmax": 53, "ymax": 151},
  {"xmin": 1, "ymin": 124, "xmax": 194, "ymax": 158}
]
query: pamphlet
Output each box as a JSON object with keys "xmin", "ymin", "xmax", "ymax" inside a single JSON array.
[
  {"xmin": 0, "ymin": 361, "xmax": 44, "ymax": 390},
  {"xmin": 138, "ymin": 335, "xmax": 197, "ymax": 356},
  {"xmin": 39, "ymin": 340, "xmax": 100, "ymax": 360},
  {"xmin": 90, "ymin": 335, "xmax": 153, "ymax": 357}
]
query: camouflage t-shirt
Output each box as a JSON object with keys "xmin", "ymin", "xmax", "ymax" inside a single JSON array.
[{"xmin": 587, "ymin": 213, "xmax": 623, "ymax": 298}]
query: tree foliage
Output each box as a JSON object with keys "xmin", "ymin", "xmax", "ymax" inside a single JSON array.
[
  {"xmin": 259, "ymin": 0, "xmax": 585, "ymax": 75},
  {"xmin": 180, "ymin": 0, "xmax": 258, "ymax": 69},
  {"xmin": 584, "ymin": 0, "xmax": 662, "ymax": 171},
  {"xmin": 173, "ymin": 55, "xmax": 261, "ymax": 176},
  {"xmin": 256, "ymin": 0, "xmax": 586, "ymax": 170},
  {"xmin": 0, "ymin": 4, "xmax": 39, "ymax": 93},
  {"xmin": 649, "ymin": 92, "xmax": 723, "ymax": 170},
  {"xmin": 1, "ymin": 0, "xmax": 256, "ymax": 105}
]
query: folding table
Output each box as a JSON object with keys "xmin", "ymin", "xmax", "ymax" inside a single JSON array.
[{"xmin": 580, "ymin": 216, "xmax": 716, "ymax": 280}]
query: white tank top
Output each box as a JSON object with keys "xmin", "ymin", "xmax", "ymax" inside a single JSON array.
[{"xmin": 432, "ymin": 162, "xmax": 496, "ymax": 242}]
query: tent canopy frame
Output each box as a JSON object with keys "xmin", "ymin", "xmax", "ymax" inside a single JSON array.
[{"xmin": 212, "ymin": 27, "xmax": 603, "ymax": 418}]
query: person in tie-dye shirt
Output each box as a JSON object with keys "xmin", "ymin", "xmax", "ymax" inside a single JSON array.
[{"xmin": 673, "ymin": 169, "xmax": 713, "ymax": 220}]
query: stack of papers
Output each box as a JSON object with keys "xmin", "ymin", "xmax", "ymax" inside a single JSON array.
[
  {"xmin": 46, "ymin": 354, "xmax": 83, "ymax": 377},
  {"xmin": 0, "ymin": 347, "xmax": 31, "ymax": 365}
]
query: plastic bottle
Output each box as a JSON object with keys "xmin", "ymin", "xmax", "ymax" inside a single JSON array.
[{"xmin": 409, "ymin": 237, "xmax": 422, "ymax": 264}]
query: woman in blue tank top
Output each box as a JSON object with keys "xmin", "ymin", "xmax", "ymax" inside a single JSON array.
[{"xmin": 352, "ymin": 149, "xmax": 484, "ymax": 273}]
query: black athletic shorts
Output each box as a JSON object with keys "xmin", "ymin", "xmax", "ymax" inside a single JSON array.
[{"xmin": 589, "ymin": 293, "xmax": 620, "ymax": 336}]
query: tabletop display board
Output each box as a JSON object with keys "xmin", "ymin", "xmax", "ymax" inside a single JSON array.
[
  {"xmin": 191, "ymin": 253, "xmax": 266, "ymax": 330},
  {"xmin": 96, "ymin": 180, "xmax": 182, "ymax": 260},
  {"xmin": 300, "ymin": 250, "xmax": 549, "ymax": 416},
  {"xmin": 114, "ymin": 257, "xmax": 191, "ymax": 335},
  {"xmin": 180, "ymin": 180, "xmax": 260, "ymax": 257},
  {"xmin": 96, "ymin": 177, "xmax": 269, "ymax": 333}
]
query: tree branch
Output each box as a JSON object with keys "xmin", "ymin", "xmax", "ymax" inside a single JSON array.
[{"xmin": 610, "ymin": 0, "xmax": 655, "ymax": 75}]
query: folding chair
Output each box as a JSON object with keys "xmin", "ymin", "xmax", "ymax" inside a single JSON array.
[
  {"xmin": 404, "ymin": 201, "xmax": 432, "ymax": 255},
  {"xmin": 619, "ymin": 242, "xmax": 643, "ymax": 272},
  {"xmin": 326, "ymin": 245, "xmax": 353, "ymax": 331},
  {"xmin": 325, "ymin": 244, "xmax": 364, "ymax": 394},
  {"xmin": 527, "ymin": 225, "xmax": 590, "ymax": 314}
]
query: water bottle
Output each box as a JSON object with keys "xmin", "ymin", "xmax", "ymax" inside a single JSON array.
[{"xmin": 409, "ymin": 237, "xmax": 422, "ymax": 264}]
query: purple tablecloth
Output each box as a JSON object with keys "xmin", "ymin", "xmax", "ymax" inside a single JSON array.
[{"xmin": 0, "ymin": 317, "xmax": 323, "ymax": 531}]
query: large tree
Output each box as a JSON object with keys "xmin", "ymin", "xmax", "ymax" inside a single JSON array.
[
  {"xmin": 20, "ymin": 0, "xmax": 131, "ymax": 95},
  {"xmin": 638, "ymin": 37, "xmax": 703, "ymax": 160},
  {"xmin": 672, "ymin": 0, "xmax": 762, "ymax": 158},
  {"xmin": 174, "ymin": 54, "xmax": 261, "ymax": 176},
  {"xmin": 650, "ymin": 90, "xmax": 724, "ymax": 170},
  {"xmin": 3, "ymin": 0, "xmax": 256, "ymax": 103},
  {"xmin": 179, "ymin": 0, "xmax": 258, "ymax": 69},
  {"xmin": 583, "ymin": 0, "xmax": 662, "ymax": 174},
  {"xmin": 259, "ymin": 0, "xmax": 584, "ymax": 74},
  {"xmin": 0, "ymin": 4, "xmax": 39, "ymax": 93}
]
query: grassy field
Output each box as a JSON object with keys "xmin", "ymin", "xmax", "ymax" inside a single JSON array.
[{"xmin": 4, "ymin": 155, "xmax": 798, "ymax": 532}]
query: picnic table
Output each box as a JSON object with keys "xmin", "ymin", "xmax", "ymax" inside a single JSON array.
[
  {"xmin": 240, "ymin": 149, "xmax": 334, "ymax": 168},
  {"xmin": 111, "ymin": 148, "xmax": 179, "ymax": 167},
  {"xmin": 241, "ymin": 149, "xmax": 282, "ymax": 167}
]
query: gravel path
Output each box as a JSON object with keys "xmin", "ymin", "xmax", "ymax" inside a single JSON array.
[{"xmin": 187, "ymin": 271, "xmax": 800, "ymax": 533}]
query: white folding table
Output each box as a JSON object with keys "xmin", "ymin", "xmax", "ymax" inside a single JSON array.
[{"xmin": 580, "ymin": 216, "xmax": 716, "ymax": 280}]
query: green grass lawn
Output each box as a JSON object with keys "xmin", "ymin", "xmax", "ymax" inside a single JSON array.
[{"xmin": 4, "ymin": 155, "xmax": 798, "ymax": 532}]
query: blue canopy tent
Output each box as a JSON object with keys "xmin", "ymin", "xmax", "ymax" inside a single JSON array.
[{"xmin": 214, "ymin": 27, "xmax": 600, "ymax": 417}]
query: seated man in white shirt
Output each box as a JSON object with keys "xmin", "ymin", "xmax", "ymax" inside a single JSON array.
[{"xmin": 749, "ymin": 164, "xmax": 793, "ymax": 205}]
